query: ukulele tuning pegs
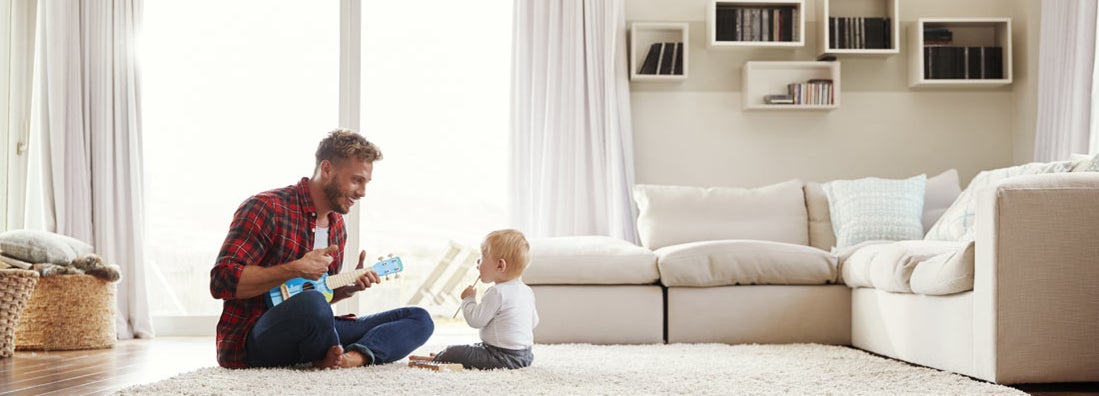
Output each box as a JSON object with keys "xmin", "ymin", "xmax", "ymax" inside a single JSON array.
[
  {"xmin": 394, "ymin": 274, "xmax": 401, "ymax": 279},
  {"xmin": 387, "ymin": 253, "xmax": 394, "ymax": 258},
  {"xmin": 377, "ymin": 256, "xmax": 384, "ymax": 262}
]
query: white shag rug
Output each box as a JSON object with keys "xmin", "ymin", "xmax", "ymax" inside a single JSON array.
[{"xmin": 117, "ymin": 343, "xmax": 1024, "ymax": 395}]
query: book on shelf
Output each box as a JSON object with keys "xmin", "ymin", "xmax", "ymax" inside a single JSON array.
[
  {"xmin": 923, "ymin": 28, "xmax": 953, "ymax": 43},
  {"xmin": 764, "ymin": 94, "xmax": 794, "ymax": 104},
  {"xmin": 673, "ymin": 42, "xmax": 684, "ymax": 75},
  {"xmin": 639, "ymin": 42, "xmax": 662, "ymax": 75}
]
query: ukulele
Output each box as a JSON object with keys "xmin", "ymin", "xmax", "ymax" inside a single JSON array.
[{"xmin": 265, "ymin": 255, "xmax": 404, "ymax": 308}]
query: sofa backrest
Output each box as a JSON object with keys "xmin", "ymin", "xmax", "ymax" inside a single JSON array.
[{"xmin": 633, "ymin": 180, "xmax": 808, "ymax": 250}]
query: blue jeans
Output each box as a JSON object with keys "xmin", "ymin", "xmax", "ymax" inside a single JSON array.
[{"xmin": 245, "ymin": 290, "xmax": 434, "ymax": 367}]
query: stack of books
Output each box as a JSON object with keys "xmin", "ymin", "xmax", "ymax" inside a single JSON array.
[
  {"xmin": 922, "ymin": 28, "xmax": 1003, "ymax": 79},
  {"xmin": 764, "ymin": 79, "xmax": 834, "ymax": 105},
  {"xmin": 638, "ymin": 42, "xmax": 684, "ymax": 75},
  {"xmin": 715, "ymin": 5, "xmax": 799, "ymax": 42},
  {"xmin": 828, "ymin": 17, "xmax": 891, "ymax": 49}
]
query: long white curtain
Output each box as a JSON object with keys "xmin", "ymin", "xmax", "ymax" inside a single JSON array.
[
  {"xmin": 1034, "ymin": 0, "xmax": 1098, "ymax": 161},
  {"xmin": 1, "ymin": 0, "xmax": 37, "ymax": 231},
  {"xmin": 511, "ymin": 0, "xmax": 639, "ymax": 242},
  {"xmin": 28, "ymin": 0, "xmax": 152, "ymax": 339}
]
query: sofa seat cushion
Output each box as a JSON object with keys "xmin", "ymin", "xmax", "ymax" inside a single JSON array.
[
  {"xmin": 656, "ymin": 240, "xmax": 838, "ymax": 287},
  {"xmin": 842, "ymin": 240, "xmax": 974, "ymax": 294},
  {"xmin": 524, "ymin": 236, "xmax": 658, "ymax": 285}
]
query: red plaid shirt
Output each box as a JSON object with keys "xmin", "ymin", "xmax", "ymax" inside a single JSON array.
[{"xmin": 210, "ymin": 178, "xmax": 346, "ymax": 368}]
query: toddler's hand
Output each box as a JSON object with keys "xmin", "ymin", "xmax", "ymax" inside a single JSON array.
[{"xmin": 460, "ymin": 285, "xmax": 476, "ymax": 299}]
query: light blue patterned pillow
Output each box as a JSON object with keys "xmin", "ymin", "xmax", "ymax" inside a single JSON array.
[
  {"xmin": 823, "ymin": 175, "xmax": 926, "ymax": 249},
  {"xmin": 925, "ymin": 161, "xmax": 1075, "ymax": 242}
]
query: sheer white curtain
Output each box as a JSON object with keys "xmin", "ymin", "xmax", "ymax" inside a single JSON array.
[
  {"xmin": 1, "ymin": 0, "xmax": 36, "ymax": 231},
  {"xmin": 27, "ymin": 0, "xmax": 152, "ymax": 339},
  {"xmin": 1034, "ymin": 0, "xmax": 1098, "ymax": 161},
  {"xmin": 511, "ymin": 0, "xmax": 639, "ymax": 242}
]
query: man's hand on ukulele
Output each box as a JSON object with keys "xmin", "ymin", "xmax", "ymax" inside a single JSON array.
[
  {"xmin": 346, "ymin": 250, "xmax": 381, "ymax": 292},
  {"xmin": 460, "ymin": 285, "xmax": 476, "ymax": 300},
  {"xmin": 296, "ymin": 245, "xmax": 337, "ymax": 280}
]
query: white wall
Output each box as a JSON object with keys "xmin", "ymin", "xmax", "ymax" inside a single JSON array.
[{"xmin": 628, "ymin": 0, "xmax": 1037, "ymax": 188}]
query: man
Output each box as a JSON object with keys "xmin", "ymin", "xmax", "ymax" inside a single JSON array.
[{"xmin": 210, "ymin": 129, "xmax": 434, "ymax": 369}]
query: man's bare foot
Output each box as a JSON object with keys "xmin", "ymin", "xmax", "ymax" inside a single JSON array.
[
  {"xmin": 313, "ymin": 345, "xmax": 344, "ymax": 369},
  {"xmin": 339, "ymin": 350, "xmax": 367, "ymax": 368}
]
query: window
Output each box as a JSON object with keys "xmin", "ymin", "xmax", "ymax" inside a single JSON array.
[
  {"xmin": 354, "ymin": 1, "xmax": 513, "ymax": 316},
  {"xmin": 141, "ymin": 0, "xmax": 339, "ymax": 316},
  {"xmin": 141, "ymin": 1, "xmax": 513, "ymax": 324}
]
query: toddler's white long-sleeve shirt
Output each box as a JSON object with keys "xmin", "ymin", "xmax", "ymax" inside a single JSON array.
[{"xmin": 460, "ymin": 279, "xmax": 539, "ymax": 350}]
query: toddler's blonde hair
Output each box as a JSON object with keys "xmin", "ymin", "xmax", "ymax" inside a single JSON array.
[{"xmin": 481, "ymin": 229, "xmax": 530, "ymax": 277}]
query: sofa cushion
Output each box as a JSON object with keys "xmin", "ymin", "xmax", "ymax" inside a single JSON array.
[
  {"xmin": 909, "ymin": 241, "xmax": 975, "ymax": 295},
  {"xmin": 841, "ymin": 240, "xmax": 970, "ymax": 293},
  {"xmin": 524, "ymin": 236, "xmax": 659, "ymax": 285},
  {"xmin": 633, "ymin": 180, "xmax": 807, "ymax": 250},
  {"xmin": 925, "ymin": 161, "xmax": 1075, "ymax": 242},
  {"xmin": 0, "ymin": 230, "xmax": 94, "ymax": 265},
  {"xmin": 823, "ymin": 175, "xmax": 926, "ymax": 249},
  {"xmin": 656, "ymin": 240, "xmax": 838, "ymax": 287},
  {"xmin": 806, "ymin": 170, "xmax": 960, "ymax": 251}
]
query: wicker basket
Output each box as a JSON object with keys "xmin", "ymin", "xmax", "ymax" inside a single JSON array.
[
  {"xmin": 15, "ymin": 274, "xmax": 117, "ymax": 351},
  {"xmin": 0, "ymin": 269, "xmax": 39, "ymax": 357}
]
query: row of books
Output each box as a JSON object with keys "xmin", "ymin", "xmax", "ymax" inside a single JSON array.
[
  {"xmin": 923, "ymin": 46, "xmax": 1004, "ymax": 80},
  {"xmin": 715, "ymin": 6, "xmax": 799, "ymax": 42},
  {"xmin": 828, "ymin": 17, "xmax": 891, "ymax": 50},
  {"xmin": 764, "ymin": 79, "xmax": 834, "ymax": 105},
  {"xmin": 638, "ymin": 42, "xmax": 684, "ymax": 75}
]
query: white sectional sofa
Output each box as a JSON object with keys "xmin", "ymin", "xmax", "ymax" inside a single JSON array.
[{"xmin": 523, "ymin": 161, "xmax": 1099, "ymax": 385}]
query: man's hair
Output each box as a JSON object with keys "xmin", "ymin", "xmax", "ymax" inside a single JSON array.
[
  {"xmin": 315, "ymin": 129, "xmax": 383, "ymax": 169},
  {"xmin": 481, "ymin": 229, "xmax": 530, "ymax": 277}
]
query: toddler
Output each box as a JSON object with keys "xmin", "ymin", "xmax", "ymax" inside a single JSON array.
[{"xmin": 414, "ymin": 229, "xmax": 539, "ymax": 369}]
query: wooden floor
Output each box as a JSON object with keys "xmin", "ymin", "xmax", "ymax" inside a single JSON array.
[
  {"xmin": 0, "ymin": 337, "xmax": 213, "ymax": 395},
  {"xmin": 1, "ymin": 335, "xmax": 1096, "ymax": 395}
]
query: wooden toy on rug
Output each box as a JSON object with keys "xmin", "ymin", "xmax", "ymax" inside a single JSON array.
[{"xmin": 408, "ymin": 360, "xmax": 463, "ymax": 372}]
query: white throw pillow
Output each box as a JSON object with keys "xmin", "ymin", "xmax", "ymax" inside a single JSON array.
[
  {"xmin": 823, "ymin": 175, "xmax": 926, "ymax": 249},
  {"xmin": 1088, "ymin": 154, "xmax": 1099, "ymax": 172},
  {"xmin": 925, "ymin": 161, "xmax": 1074, "ymax": 242},
  {"xmin": 805, "ymin": 169, "xmax": 960, "ymax": 251},
  {"xmin": 0, "ymin": 229, "xmax": 94, "ymax": 265},
  {"xmin": 633, "ymin": 180, "xmax": 807, "ymax": 250}
]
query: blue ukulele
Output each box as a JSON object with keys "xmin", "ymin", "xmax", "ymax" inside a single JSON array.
[{"xmin": 265, "ymin": 255, "xmax": 404, "ymax": 308}]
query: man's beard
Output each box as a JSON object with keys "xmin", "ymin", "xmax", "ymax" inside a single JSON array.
[{"xmin": 323, "ymin": 181, "xmax": 350, "ymax": 215}]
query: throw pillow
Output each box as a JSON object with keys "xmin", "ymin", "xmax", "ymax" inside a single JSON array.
[
  {"xmin": 924, "ymin": 160, "xmax": 1075, "ymax": 242},
  {"xmin": 822, "ymin": 174, "xmax": 926, "ymax": 249},
  {"xmin": 0, "ymin": 230, "xmax": 94, "ymax": 265},
  {"xmin": 633, "ymin": 180, "xmax": 807, "ymax": 250},
  {"xmin": 1069, "ymin": 153, "xmax": 1094, "ymax": 172},
  {"xmin": 1088, "ymin": 154, "xmax": 1099, "ymax": 172},
  {"xmin": 804, "ymin": 169, "xmax": 961, "ymax": 251}
]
